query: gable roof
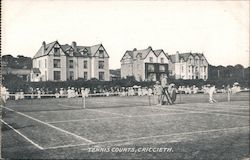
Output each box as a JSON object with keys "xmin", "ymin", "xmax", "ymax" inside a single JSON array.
[
  {"xmin": 169, "ymin": 52, "xmax": 207, "ymax": 63},
  {"xmin": 121, "ymin": 47, "xmax": 170, "ymax": 61},
  {"xmin": 33, "ymin": 41, "xmax": 58, "ymax": 59},
  {"xmin": 121, "ymin": 47, "xmax": 155, "ymax": 61},
  {"xmin": 154, "ymin": 49, "xmax": 163, "ymax": 56},
  {"xmin": 33, "ymin": 41, "xmax": 108, "ymax": 59},
  {"xmin": 154, "ymin": 49, "xmax": 169, "ymax": 59}
]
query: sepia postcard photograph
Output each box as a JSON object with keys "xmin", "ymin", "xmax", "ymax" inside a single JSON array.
[{"xmin": 1, "ymin": 0, "xmax": 249, "ymax": 159}]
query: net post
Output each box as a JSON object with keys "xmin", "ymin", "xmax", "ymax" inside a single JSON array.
[
  {"xmin": 82, "ymin": 95, "xmax": 86, "ymax": 109},
  {"xmin": 148, "ymin": 94, "xmax": 151, "ymax": 106},
  {"xmin": 227, "ymin": 89, "xmax": 230, "ymax": 102},
  {"xmin": 179, "ymin": 88, "xmax": 182, "ymax": 104}
]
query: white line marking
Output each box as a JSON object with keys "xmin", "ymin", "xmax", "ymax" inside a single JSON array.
[
  {"xmin": 160, "ymin": 106, "xmax": 249, "ymax": 115},
  {"xmin": 1, "ymin": 119, "xmax": 44, "ymax": 150},
  {"xmin": 199, "ymin": 111, "xmax": 249, "ymax": 117},
  {"xmin": 48, "ymin": 112, "xmax": 207, "ymax": 124},
  {"xmin": 44, "ymin": 143, "xmax": 90, "ymax": 150},
  {"xmin": 47, "ymin": 116, "xmax": 123, "ymax": 124},
  {"xmin": 43, "ymin": 126, "xmax": 249, "ymax": 150},
  {"xmin": 48, "ymin": 110, "xmax": 248, "ymax": 124},
  {"xmin": 144, "ymin": 106, "xmax": 189, "ymax": 112},
  {"xmin": 86, "ymin": 109, "xmax": 131, "ymax": 117},
  {"xmin": 2, "ymin": 106, "xmax": 94, "ymax": 144}
]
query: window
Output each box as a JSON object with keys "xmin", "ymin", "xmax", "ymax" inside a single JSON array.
[
  {"xmin": 195, "ymin": 59, "xmax": 199, "ymax": 64},
  {"xmin": 53, "ymin": 59, "xmax": 61, "ymax": 68},
  {"xmin": 98, "ymin": 61, "xmax": 104, "ymax": 69},
  {"xmin": 149, "ymin": 57, "xmax": 153, "ymax": 63},
  {"xmin": 182, "ymin": 66, "xmax": 184, "ymax": 73},
  {"xmin": 69, "ymin": 60, "xmax": 74, "ymax": 68},
  {"xmin": 189, "ymin": 58, "xmax": 192, "ymax": 63},
  {"xmin": 159, "ymin": 65, "xmax": 165, "ymax": 72},
  {"xmin": 45, "ymin": 59, "xmax": 47, "ymax": 68},
  {"xmin": 99, "ymin": 72, "xmax": 105, "ymax": 80},
  {"xmin": 148, "ymin": 64, "xmax": 155, "ymax": 72},
  {"xmin": 69, "ymin": 71, "xmax": 74, "ymax": 80},
  {"xmin": 54, "ymin": 48, "xmax": 60, "ymax": 56},
  {"xmin": 82, "ymin": 50, "xmax": 88, "ymax": 56},
  {"xmin": 84, "ymin": 72, "xmax": 88, "ymax": 80},
  {"xmin": 195, "ymin": 67, "xmax": 198, "ymax": 72},
  {"xmin": 160, "ymin": 58, "xmax": 164, "ymax": 63},
  {"xmin": 54, "ymin": 71, "xmax": 61, "ymax": 81},
  {"xmin": 69, "ymin": 49, "xmax": 73, "ymax": 56},
  {"xmin": 38, "ymin": 60, "xmax": 41, "ymax": 68},
  {"xmin": 83, "ymin": 60, "xmax": 88, "ymax": 69},
  {"xmin": 99, "ymin": 50, "xmax": 104, "ymax": 58},
  {"xmin": 45, "ymin": 71, "xmax": 47, "ymax": 80},
  {"xmin": 148, "ymin": 73, "xmax": 156, "ymax": 81},
  {"xmin": 204, "ymin": 66, "xmax": 207, "ymax": 73}
]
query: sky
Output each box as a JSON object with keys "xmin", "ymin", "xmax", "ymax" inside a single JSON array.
[{"xmin": 2, "ymin": 0, "xmax": 249, "ymax": 69}]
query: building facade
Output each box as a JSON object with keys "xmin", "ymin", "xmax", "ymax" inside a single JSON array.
[
  {"xmin": 31, "ymin": 41, "xmax": 109, "ymax": 81},
  {"xmin": 120, "ymin": 46, "xmax": 169, "ymax": 81},
  {"xmin": 169, "ymin": 52, "xmax": 209, "ymax": 80}
]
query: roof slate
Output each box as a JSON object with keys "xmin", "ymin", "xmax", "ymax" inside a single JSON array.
[
  {"xmin": 169, "ymin": 52, "xmax": 205, "ymax": 63},
  {"xmin": 33, "ymin": 41, "xmax": 104, "ymax": 59}
]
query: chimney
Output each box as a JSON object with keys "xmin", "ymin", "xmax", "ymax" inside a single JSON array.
[
  {"xmin": 133, "ymin": 48, "xmax": 137, "ymax": 51},
  {"xmin": 72, "ymin": 41, "xmax": 77, "ymax": 49},
  {"xmin": 42, "ymin": 41, "xmax": 46, "ymax": 54},
  {"xmin": 175, "ymin": 51, "xmax": 179, "ymax": 63}
]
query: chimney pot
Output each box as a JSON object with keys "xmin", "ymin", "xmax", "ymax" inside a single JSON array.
[
  {"xmin": 42, "ymin": 41, "xmax": 46, "ymax": 54},
  {"xmin": 72, "ymin": 41, "xmax": 77, "ymax": 49}
]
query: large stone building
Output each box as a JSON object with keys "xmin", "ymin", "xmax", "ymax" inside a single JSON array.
[
  {"xmin": 168, "ymin": 52, "xmax": 209, "ymax": 80},
  {"xmin": 120, "ymin": 46, "xmax": 170, "ymax": 81},
  {"xmin": 31, "ymin": 41, "xmax": 110, "ymax": 81}
]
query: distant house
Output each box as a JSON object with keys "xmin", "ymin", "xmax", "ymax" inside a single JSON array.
[
  {"xmin": 30, "ymin": 68, "xmax": 41, "ymax": 82},
  {"xmin": 169, "ymin": 52, "xmax": 209, "ymax": 80},
  {"xmin": 31, "ymin": 41, "xmax": 110, "ymax": 81},
  {"xmin": 120, "ymin": 46, "xmax": 170, "ymax": 81}
]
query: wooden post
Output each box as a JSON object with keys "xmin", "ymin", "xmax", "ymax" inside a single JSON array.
[
  {"xmin": 227, "ymin": 89, "xmax": 230, "ymax": 102},
  {"xmin": 82, "ymin": 94, "xmax": 86, "ymax": 109},
  {"xmin": 148, "ymin": 95, "xmax": 151, "ymax": 106},
  {"xmin": 179, "ymin": 88, "xmax": 182, "ymax": 104}
]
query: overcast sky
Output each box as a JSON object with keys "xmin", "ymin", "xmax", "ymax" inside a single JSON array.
[{"xmin": 2, "ymin": 0, "xmax": 249, "ymax": 69}]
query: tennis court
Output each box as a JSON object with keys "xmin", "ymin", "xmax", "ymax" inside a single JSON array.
[{"xmin": 1, "ymin": 92, "xmax": 249, "ymax": 159}]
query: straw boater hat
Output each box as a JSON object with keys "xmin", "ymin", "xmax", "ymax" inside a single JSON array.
[
  {"xmin": 156, "ymin": 81, "xmax": 160, "ymax": 84},
  {"xmin": 206, "ymin": 84, "xmax": 211, "ymax": 87},
  {"xmin": 169, "ymin": 83, "xmax": 175, "ymax": 88},
  {"xmin": 233, "ymin": 82, "xmax": 239, "ymax": 86}
]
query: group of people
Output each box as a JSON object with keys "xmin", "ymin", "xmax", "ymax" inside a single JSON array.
[
  {"xmin": 0, "ymin": 80, "xmax": 243, "ymax": 104},
  {"xmin": 153, "ymin": 75, "xmax": 178, "ymax": 105}
]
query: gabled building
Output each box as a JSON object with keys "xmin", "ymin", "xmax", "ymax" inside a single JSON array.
[
  {"xmin": 169, "ymin": 51, "xmax": 209, "ymax": 80},
  {"xmin": 31, "ymin": 41, "xmax": 110, "ymax": 81},
  {"xmin": 120, "ymin": 46, "xmax": 170, "ymax": 81}
]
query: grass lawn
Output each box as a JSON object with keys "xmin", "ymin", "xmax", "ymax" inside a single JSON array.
[{"xmin": 1, "ymin": 92, "xmax": 249, "ymax": 159}]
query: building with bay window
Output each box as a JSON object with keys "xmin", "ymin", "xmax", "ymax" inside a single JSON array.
[
  {"xmin": 31, "ymin": 40, "xmax": 109, "ymax": 81},
  {"xmin": 120, "ymin": 46, "xmax": 170, "ymax": 81},
  {"xmin": 168, "ymin": 51, "xmax": 209, "ymax": 80}
]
